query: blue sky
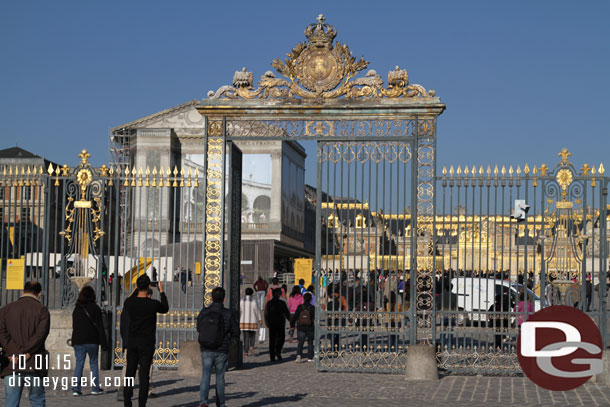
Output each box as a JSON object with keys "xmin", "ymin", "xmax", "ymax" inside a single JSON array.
[{"xmin": 1, "ymin": 1, "xmax": 609, "ymax": 187}]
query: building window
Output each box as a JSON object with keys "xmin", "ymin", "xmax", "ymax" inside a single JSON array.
[
  {"xmin": 355, "ymin": 213, "xmax": 366, "ymax": 228},
  {"xmin": 21, "ymin": 207, "xmax": 30, "ymax": 222},
  {"xmin": 23, "ymin": 187, "xmax": 31, "ymax": 200},
  {"xmin": 0, "ymin": 186, "xmax": 4, "ymax": 200},
  {"xmin": 327, "ymin": 214, "xmax": 339, "ymax": 229}
]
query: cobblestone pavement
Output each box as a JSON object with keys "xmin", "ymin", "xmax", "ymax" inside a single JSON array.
[{"xmin": 1, "ymin": 341, "xmax": 609, "ymax": 406}]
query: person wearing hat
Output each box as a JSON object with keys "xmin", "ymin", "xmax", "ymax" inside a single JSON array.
[{"xmin": 122, "ymin": 274, "xmax": 169, "ymax": 407}]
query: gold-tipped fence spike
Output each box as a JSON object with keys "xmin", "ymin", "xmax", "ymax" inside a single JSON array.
[
  {"xmin": 173, "ymin": 166, "xmax": 178, "ymax": 176},
  {"xmin": 516, "ymin": 165, "xmax": 521, "ymax": 175},
  {"xmin": 187, "ymin": 168, "xmax": 192, "ymax": 187},
  {"xmin": 600, "ymin": 163, "xmax": 605, "ymax": 175},
  {"xmin": 486, "ymin": 165, "xmax": 491, "ymax": 176},
  {"xmin": 21, "ymin": 166, "xmax": 26, "ymax": 176},
  {"xmin": 501, "ymin": 165, "xmax": 506, "ymax": 176},
  {"xmin": 479, "ymin": 165, "xmax": 484, "ymax": 176},
  {"xmin": 131, "ymin": 166, "xmax": 137, "ymax": 176},
  {"xmin": 524, "ymin": 163, "xmax": 530, "ymax": 175},
  {"xmin": 194, "ymin": 168, "xmax": 199, "ymax": 187},
  {"xmin": 494, "ymin": 165, "xmax": 498, "ymax": 176},
  {"xmin": 532, "ymin": 165, "xmax": 537, "ymax": 175},
  {"xmin": 449, "ymin": 165, "xmax": 454, "ymax": 176},
  {"xmin": 2, "ymin": 166, "xmax": 6, "ymax": 177},
  {"xmin": 8, "ymin": 166, "xmax": 12, "ymax": 176},
  {"xmin": 159, "ymin": 167, "xmax": 164, "ymax": 187},
  {"xmin": 509, "ymin": 165, "xmax": 514, "ymax": 176},
  {"xmin": 151, "ymin": 166, "xmax": 157, "ymax": 187},
  {"xmin": 179, "ymin": 168, "xmax": 185, "ymax": 187},
  {"xmin": 442, "ymin": 166, "xmax": 447, "ymax": 175},
  {"xmin": 457, "ymin": 165, "xmax": 462, "ymax": 175},
  {"xmin": 144, "ymin": 166, "xmax": 150, "ymax": 187},
  {"xmin": 166, "ymin": 167, "xmax": 171, "ymax": 188},
  {"xmin": 464, "ymin": 165, "xmax": 469, "ymax": 175},
  {"xmin": 471, "ymin": 165, "xmax": 476, "ymax": 175}
]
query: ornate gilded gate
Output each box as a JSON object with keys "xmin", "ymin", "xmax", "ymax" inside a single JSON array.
[
  {"xmin": 200, "ymin": 15, "xmax": 443, "ymax": 372},
  {"xmin": 433, "ymin": 149, "xmax": 608, "ymax": 374}
]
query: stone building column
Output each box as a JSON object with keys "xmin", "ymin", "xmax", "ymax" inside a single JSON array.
[{"xmin": 270, "ymin": 151, "xmax": 282, "ymax": 225}]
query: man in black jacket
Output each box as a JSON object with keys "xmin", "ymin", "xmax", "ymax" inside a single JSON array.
[
  {"xmin": 290, "ymin": 292, "xmax": 315, "ymax": 362},
  {"xmin": 122, "ymin": 275, "xmax": 169, "ymax": 407},
  {"xmin": 265, "ymin": 288, "xmax": 290, "ymax": 361},
  {"xmin": 197, "ymin": 287, "xmax": 239, "ymax": 407}
]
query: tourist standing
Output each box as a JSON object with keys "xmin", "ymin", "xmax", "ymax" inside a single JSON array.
[
  {"xmin": 265, "ymin": 277, "xmax": 286, "ymax": 302},
  {"xmin": 264, "ymin": 288, "xmax": 290, "ymax": 361},
  {"xmin": 0, "ymin": 281, "xmax": 50, "ymax": 407},
  {"xmin": 71, "ymin": 286, "xmax": 107, "ymax": 396},
  {"xmin": 290, "ymin": 292, "xmax": 315, "ymax": 362},
  {"xmin": 197, "ymin": 287, "xmax": 239, "ymax": 407},
  {"xmin": 117, "ymin": 289, "xmax": 155, "ymax": 401},
  {"xmin": 240, "ymin": 288, "xmax": 261, "ymax": 357},
  {"xmin": 122, "ymin": 275, "xmax": 169, "ymax": 407}
]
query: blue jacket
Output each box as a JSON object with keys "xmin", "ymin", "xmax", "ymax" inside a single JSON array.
[{"xmin": 196, "ymin": 302, "xmax": 239, "ymax": 354}]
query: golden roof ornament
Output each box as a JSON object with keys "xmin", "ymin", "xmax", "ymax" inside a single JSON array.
[{"xmin": 207, "ymin": 15, "xmax": 435, "ymax": 100}]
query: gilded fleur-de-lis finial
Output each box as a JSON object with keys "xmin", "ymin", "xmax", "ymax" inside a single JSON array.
[
  {"xmin": 317, "ymin": 14, "xmax": 325, "ymax": 24},
  {"xmin": 558, "ymin": 148, "xmax": 571, "ymax": 166},
  {"xmin": 78, "ymin": 149, "xmax": 91, "ymax": 165}
]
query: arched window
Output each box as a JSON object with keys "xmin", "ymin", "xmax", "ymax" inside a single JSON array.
[{"xmin": 253, "ymin": 195, "xmax": 271, "ymax": 223}]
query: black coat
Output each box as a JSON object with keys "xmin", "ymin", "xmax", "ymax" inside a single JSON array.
[
  {"xmin": 71, "ymin": 302, "xmax": 108, "ymax": 350},
  {"xmin": 265, "ymin": 298, "xmax": 290, "ymax": 327}
]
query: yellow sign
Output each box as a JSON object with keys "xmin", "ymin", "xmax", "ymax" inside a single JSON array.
[
  {"xmin": 6, "ymin": 257, "xmax": 25, "ymax": 290},
  {"xmin": 294, "ymin": 258, "xmax": 313, "ymax": 288},
  {"xmin": 195, "ymin": 261, "xmax": 201, "ymax": 275},
  {"xmin": 123, "ymin": 258, "xmax": 153, "ymax": 291}
]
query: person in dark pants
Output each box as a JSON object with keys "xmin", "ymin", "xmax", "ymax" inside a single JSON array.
[
  {"xmin": 70, "ymin": 286, "xmax": 108, "ymax": 396},
  {"xmin": 489, "ymin": 286, "xmax": 515, "ymax": 350},
  {"xmin": 290, "ymin": 292, "xmax": 315, "ymax": 362},
  {"xmin": 586, "ymin": 274, "xmax": 593, "ymax": 312},
  {"xmin": 264, "ymin": 288, "xmax": 290, "ymax": 361},
  {"xmin": 122, "ymin": 275, "xmax": 169, "ymax": 407},
  {"xmin": 197, "ymin": 287, "xmax": 240, "ymax": 407}
]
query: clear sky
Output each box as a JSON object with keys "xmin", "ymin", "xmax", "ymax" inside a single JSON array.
[{"xmin": 1, "ymin": 1, "xmax": 609, "ymax": 187}]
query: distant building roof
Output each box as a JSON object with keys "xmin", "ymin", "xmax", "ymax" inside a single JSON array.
[
  {"xmin": 110, "ymin": 99, "xmax": 200, "ymax": 134},
  {"xmin": 0, "ymin": 147, "xmax": 42, "ymax": 159}
]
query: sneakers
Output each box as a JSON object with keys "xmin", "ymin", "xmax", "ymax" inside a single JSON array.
[
  {"xmin": 72, "ymin": 391, "xmax": 82, "ymax": 396},
  {"xmin": 295, "ymin": 355, "xmax": 302, "ymax": 363},
  {"xmin": 307, "ymin": 358, "xmax": 314, "ymax": 362},
  {"xmin": 91, "ymin": 389, "xmax": 104, "ymax": 395}
]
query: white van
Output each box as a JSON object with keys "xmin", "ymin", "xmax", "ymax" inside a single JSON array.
[{"xmin": 450, "ymin": 277, "xmax": 543, "ymax": 323}]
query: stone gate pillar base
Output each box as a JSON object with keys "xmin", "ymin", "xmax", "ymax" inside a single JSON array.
[
  {"xmin": 592, "ymin": 349, "xmax": 610, "ymax": 386},
  {"xmin": 405, "ymin": 344, "xmax": 439, "ymax": 380},
  {"xmin": 177, "ymin": 341, "xmax": 201, "ymax": 376}
]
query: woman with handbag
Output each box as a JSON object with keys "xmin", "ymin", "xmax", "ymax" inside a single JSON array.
[{"xmin": 71, "ymin": 286, "xmax": 108, "ymax": 396}]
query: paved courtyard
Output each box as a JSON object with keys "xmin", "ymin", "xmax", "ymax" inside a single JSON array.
[{"xmin": 1, "ymin": 340, "xmax": 609, "ymax": 406}]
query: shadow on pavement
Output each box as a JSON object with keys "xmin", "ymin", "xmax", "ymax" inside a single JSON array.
[
  {"xmin": 171, "ymin": 391, "xmax": 258, "ymax": 407},
  {"xmin": 242, "ymin": 393, "xmax": 307, "ymax": 406}
]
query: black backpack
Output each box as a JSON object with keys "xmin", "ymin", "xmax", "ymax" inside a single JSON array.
[
  {"xmin": 297, "ymin": 306, "xmax": 313, "ymax": 326},
  {"xmin": 197, "ymin": 309, "xmax": 225, "ymax": 349}
]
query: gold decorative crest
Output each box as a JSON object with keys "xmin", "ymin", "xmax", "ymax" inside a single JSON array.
[{"xmin": 207, "ymin": 15, "xmax": 435, "ymax": 100}]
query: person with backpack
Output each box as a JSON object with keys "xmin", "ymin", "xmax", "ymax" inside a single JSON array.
[
  {"xmin": 70, "ymin": 286, "xmax": 108, "ymax": 396},
  {"xmin": 122, "ymin": 275, "xmax": 169, "ymax": 407},
  {"xmin": 264, "ymin": 288, "xmax": 291, "ymax": 361},
  {"xmin": 265, "ymin": 277, "xmax": 286, "ymax": 302},
  {"xmin": 197, "ymin": 287, "xmax": 239, "ymax": 407},
  {"xmin": 290, "ymin": 292, "xmax": 315, "ymax": 362}
]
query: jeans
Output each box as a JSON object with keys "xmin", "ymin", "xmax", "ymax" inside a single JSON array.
[
  {"xmin": 200, "ymin": 351, "xmax": 228, "ymax": 407},
  {"xmin": 72, "ymin": 343, "xmax": 101, "ymax": 392},
  {"xmin": 296, "ymin": 329, "xmax": 314, "ymax": 359},
  {"xmin": 124, "ymin": 342, "xmax": 155, "ymax": 407},
  {"xmin": 4, "ymin": 373, "xmax": 46, "ymax": 407}
]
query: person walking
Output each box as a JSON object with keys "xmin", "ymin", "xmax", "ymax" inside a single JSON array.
[
  {"xmin": 122, "ymin": 275, "xmax": 169, "ymax": 407},
  {"xmin": 264, "ymin": 288, "xmax": 290, "ymax": 361},
  {"xmin": 197, "ymin": 287, "xmax": 239, "ymax": 407},
  {"xmin": 287, "ymin": 286, "xmax": 304, "ymax": 343},
  {"xmin": 71, "ymin": 286, "xmax": 108, "ymax": 396},
  {"xmin": 240, "ymin": 288, "xmax": 262, "ymax": 357},
  {"xmin": 0, "ymin": 281, "xmax": 50, "ymax": 407},
  {"xmin": 265, "ymin": 277, "xmax": 285, "ymax": 302},
  {"xmin": 253, "ymin": 276, "xmax": 268, "ymax": 310},
  {"xmin": 290, "ymin": 292, "xmax": 315, "ymax": 362}
]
